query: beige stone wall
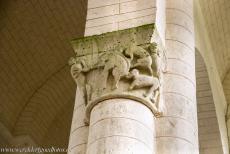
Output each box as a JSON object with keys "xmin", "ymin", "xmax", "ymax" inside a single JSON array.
[
  {"xmin": 155, "ymin": 0, "xmax": 165, "ymax": 43},
  {"xmin": 84, "ymin": 0, "xmax": 157, "ymax": 36},
  {"xmin": 196, "ymin": 51, "xmax": 224, "ymax": 154},
  {"xmin": 194, "ymin": 0, "xmax": 229, "ymax": 153}
]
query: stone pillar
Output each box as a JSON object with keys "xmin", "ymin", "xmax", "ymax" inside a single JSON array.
[
  {"xmin": 68, "ymin": 0, "xmax": 167, "ymax": 153},
  {"xmin": 156, "ymin": 0, "xmax": 199, "ymax": 153},
  {"xmin": 68, "ymin": 25, "xmax": 165, "ymax": 154},
  {"xmin": 68, "ymin": 85, "xmax": 88, "ymax": 153},
  {"xmin": 86, "ymin": 99, "xmax": 154, "ymax": 154}
]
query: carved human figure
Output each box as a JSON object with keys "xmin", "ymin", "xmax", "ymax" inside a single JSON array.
[
  {"xmin": 148, "ymin": 43, "xmax": 167, "ymax": 116},
  {"xmin": 124, "ymin": 43, "xmax": 153, "ymax": 75},
  {"xmin": 126, "ymin": 69, "xmax": 160, "ymax": 101},
  {"xmin": 98, "ymin": 52, "xmax": 131, "ymax": 89},
  {"xmin": 148, "ymin": 43, "xmax": 160, "ymax": 77},
  {"xmin": 149, "ymin": 43, "xmax": 167, "ymax": 80}
]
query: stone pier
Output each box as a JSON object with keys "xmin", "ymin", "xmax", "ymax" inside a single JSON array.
[
  {"xmin": 155, "ymin": 0, "xmax": 199, "ymax": 153},
  {"xmin": 68, "ymin": 25, "xmax": 163, "ymax": 154},
  {"xmin": 68, "ymin": 0, "xmax": 199, "ymax": 153}
]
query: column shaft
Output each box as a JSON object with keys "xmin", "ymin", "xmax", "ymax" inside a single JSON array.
[
  {"xmin": 86, "ymin": 99, "xmax": 155, "ymax": 154},
  {"xmin": 156, "ymin": 0, "xmax": 199, "ymax": 153},
  {"xmin": 68, "ymin": 81, "xmax": 88, "ymax": 154}
]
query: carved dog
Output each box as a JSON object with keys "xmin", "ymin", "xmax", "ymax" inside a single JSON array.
[{"xmin": 127, "ymin": 69, "xmax": 160, "ymax": 99}]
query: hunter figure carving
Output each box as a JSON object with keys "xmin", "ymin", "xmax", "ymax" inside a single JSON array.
[{"xmin": 124, "ymin": 43, "xmax": 153, "ymax": 75}]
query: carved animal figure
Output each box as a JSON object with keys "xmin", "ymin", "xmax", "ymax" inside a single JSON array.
[
  {"xmin": 69, "ymin": 58, "xmax": 83, "ymax": 83},
  {"xmin": 69, "ymin": 57, "xmax": 89, "ymax": 82},
  {"xmin": 124, "ymin": 43, "xmax": 153, "ymax": 75},
  {"xmin": 127, "ymin": 69, "xmax": 160, "ymax": 101},
  {"xmin": 99, "ymin": 52, "xmax": 131, "ymax": 89},
  {"xmin": 69, "ymin": 57, "xmax": 92, "ymax": 103}
]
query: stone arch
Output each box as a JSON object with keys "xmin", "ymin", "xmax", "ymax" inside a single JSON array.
[{"xmin": 195, "ymin": 50, "xmax": 224, "ymax": 153}]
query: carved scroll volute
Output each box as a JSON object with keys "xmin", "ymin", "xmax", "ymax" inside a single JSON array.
[{"xmin": 69, "ymin": 24, "xmax": 167, "ymax": 123}]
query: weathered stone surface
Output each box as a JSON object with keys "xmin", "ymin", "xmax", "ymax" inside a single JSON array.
[
  {"xmin": 69, "ymin": 24, "xmax": 167, "ymax": 154},
  {"xmin": 155, "ymin": 0, "xmax": 199, "ymax": 153},
  {"xmin": 68, "ymin": 21, "xmax": 169, "ymax": 154},
  {"xmin": 69, "ymin": 144, "xmax": 87, "ymax": 154},
  {"xmin": 71, "ymin": 24, "xmax": 155, "ymax": 56},
  {"xmin": 69, "ymin": 24, "xmax": 166, "ymax": 123},
  {"xmin": 71, "ymin": 105, "xmax": 87, "ymax": 130},
  {"xmin": 163, "ymin": 74, "xmax": 196, "ymax": 102},
  {"xmin": 157, "ymin": 137, "xmax": 197, "ymax": 154},
  {"xmin": 84, "ymin": 0, "xmax": 157, "ymax": 36},
  {"xmin": 86, "ymin": 99, "xmax": 155, "ymax": 154},
  {"xmin": 163, "ymin": 93, "xmax": 196, "ymax": 125},
  {"xmin": 89, "ymin": 98, "xmax": 154, "ymax": 129},
  {"xmin": 156, "ymin": 117, "xmax": 197, "ymax": 144},
  {"xmin": 68, "ymin": 82, "xmax": 89, "ymax": 153},
  {"xmin": 87, "ymin": 136, "xmax": 152, "ymax": 154},
  {"xmin": 69, "ymin": 127, "xmax": 89, "ymax": 146}
]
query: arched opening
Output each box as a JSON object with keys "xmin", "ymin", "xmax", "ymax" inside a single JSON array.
[{"xmin": 196, "ymin": 51, "xmax": 224, "ymax": 153}]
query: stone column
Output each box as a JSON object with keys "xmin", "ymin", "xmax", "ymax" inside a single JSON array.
[
  {"xmin": 68, "ymin": 25, "xmax": 165, "ymax": 154},
  {"xmin": 156, "ymin": 0, "xmax": 199, "ymax": 153},
  {"xmin": 68, "ymin": 0, "xmax": 167, "ymax": 153},
  {"xmin": 87, "ymin": 99, "xmax": 154, "ymax": 154},
  {"xmin": 68, "ymin": 84, "xmax": 88, "ymax": 153}
]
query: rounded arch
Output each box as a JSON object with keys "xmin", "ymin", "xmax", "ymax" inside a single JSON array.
[{"xmin": 195, "ymin": 49, "xmax": 224, "ymax": 153}]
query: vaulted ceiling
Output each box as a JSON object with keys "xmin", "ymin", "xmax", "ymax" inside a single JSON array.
[
  {"xmin": 199, "ymin": 0, "xmax": 230, "ymax": 80},
  {"xmin": 0, "ymin": 0, "xmax": 87, "ymax": 147}
]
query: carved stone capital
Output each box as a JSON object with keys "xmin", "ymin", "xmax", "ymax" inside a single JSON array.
[{"xmin": 69, "ymin": 24, "xmax": 166, "ymax": 124}]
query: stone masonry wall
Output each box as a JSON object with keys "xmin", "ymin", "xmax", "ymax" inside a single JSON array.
[{"xmin": 84, "ymin": 0, "xmax": 157, "ymax": 36}]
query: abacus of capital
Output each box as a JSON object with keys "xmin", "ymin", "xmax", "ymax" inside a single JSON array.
[{"xmin": 68, "ymin": 24, "xmax": 166, "ymax": 154}]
